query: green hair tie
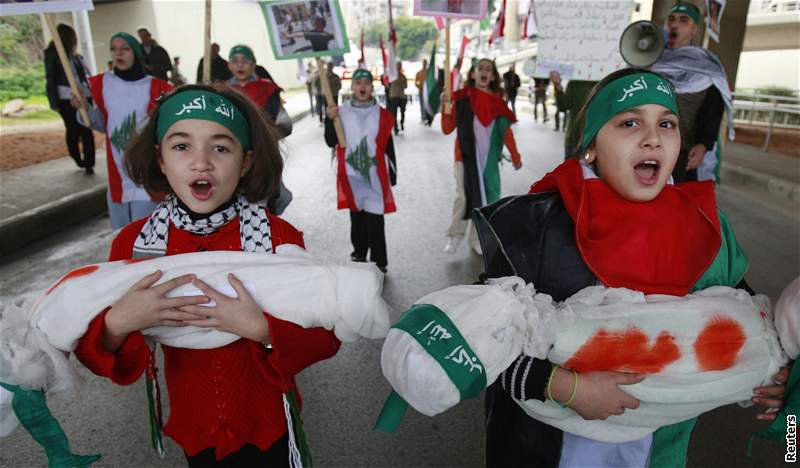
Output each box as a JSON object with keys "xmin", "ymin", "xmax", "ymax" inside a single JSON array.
[
  {"xmin": 110, "ymin": 32, "xmax": 144, "ymax": 60},
  {"xmin": 156, "ymin": 90, "xmax": 251, "ymax": 151},
  {"xmin": 580, "ymin": 72, "xmax": 679, "ymax": 153}
]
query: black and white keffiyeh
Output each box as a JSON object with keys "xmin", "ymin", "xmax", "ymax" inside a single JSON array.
[{"xmin": 132, "ymin": 194, "xmax": 272, "ymax": 258}]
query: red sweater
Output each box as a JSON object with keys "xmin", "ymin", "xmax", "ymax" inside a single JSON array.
[{"xmin": 74, "ymin": 213, "xmax": 341, "ymax": 459}]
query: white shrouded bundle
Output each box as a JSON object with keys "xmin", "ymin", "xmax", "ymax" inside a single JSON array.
[
  {"xmin": 773, "ymin": 276, "xmax": 800, "ymax": 360},
  {"xmin": 381, "ymin": 277, "xmax": 557, "ymax": 417},
  {"xmin": 31, "ymin": 244, "xmax": 390, "ymax": 353},
  {"xmin": 517, "ymin": 286, "xmax": 787, "ymax": 442},
  {"xmin": 2, "ymin": 244, "xmax": 391, "ymax": 397},
  {"xmin": 380, "ymin": 279, "xmax": 792, "ymax": 441}
]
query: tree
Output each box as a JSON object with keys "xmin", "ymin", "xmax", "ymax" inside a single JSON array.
[{"xmin": 363, "ymin": 17, "xmax": 438, "ymax": 61}]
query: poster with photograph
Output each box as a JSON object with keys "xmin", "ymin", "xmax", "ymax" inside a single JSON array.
[
  {"xmin": 414, "ymin": 0, "xmax": 487, "ymax": 20},
  {"xmin": 533, "ymin": 0, "xmax": 632, "ymax": 81},
  {"xmin": 260, "ymin": 0, "xmax": 349, "ymax": 60},
  {"xmin": 705, "ymin": 0, "xmax": 725, "ymax": 43},
  {"xmin": 0, "ymin": 0, "xmax": 93, "ymax": 16}
]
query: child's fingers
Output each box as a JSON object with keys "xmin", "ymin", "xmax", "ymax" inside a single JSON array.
[
  {"xmin": 227, "ymin": 273, "xmax": 252, "ymax": 300},
  {"xmin": 181, "ymin": 318, "xmax": 220, "ymax": 329},
  {"xmin": 753, "ymin": 384, "xmax": 785, "ymax": 396},
  {"xmin": 133, "ymin": 270, "xmax": 163, "ymax": 290},
  {"xmin": 177, "ymin": 304, "xmax": 218, "ymax": 317},
  {"xmin": 752, "ymin": 396, "xmax": 784, "ymax": 409},
  {"xmin": 160, "ymin": 309, "xmax": 209, "ymax": 323},
  {"xmin": 153, "ymin": 274, "xmax": 196, "ymax": 294},
  {"xmin": 162, "ymin": 295, "xmax": 210, "ymax": 310},
  {"xmin": 191, "ymin": 278, "xmax": 224, "ymax": 301},
  {"xmin": 614, "ymin": 372, "xmax": 645, "ymax": 386},
  {"xmin": 621, "ymin": 393, "xmax": 640, "ymax": 410}
]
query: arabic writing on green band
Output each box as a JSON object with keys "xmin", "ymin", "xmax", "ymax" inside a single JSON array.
[
  {"xmin": 155, "ymin": 90, "xmax": 251, "ymax": 151},
  {"xmin": 580, "ymin": 72, "xmax": 679, "ymax": 153}
]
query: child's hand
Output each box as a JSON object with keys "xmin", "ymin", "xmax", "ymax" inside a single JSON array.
[
  {"xmin": 552, "ymin": 368, "xmax": 644, "ymax": 420},
  {"xmin": 686, "ymin": 143, "xmax": 707, "ymax": 170},
  {"xmin": 327, "ymin": 105, "xmax": 339, "ymax": 120},
  {"xmin": 513, "ymin": 160, "xmax": 522, "ymax": 171},
  {"xmin": 752, "ymin": 363, "xmax": 792, "ymax": 421},
  {"xmin": 105, "ymin": 271, "xmax": 210, "ymax": 339},
  {"xmin": 179, "ymin": 274, "xmax": 271, "ymax": 344}
]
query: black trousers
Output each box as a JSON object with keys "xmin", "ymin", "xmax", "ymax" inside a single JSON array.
[
  {"xmin": 317, "ymin": 94, "xmax": 337, "ymax": 122},
  {"xmin": 485, "ymin": 381, "xmax": 562, "ymax": 468},
  {"xmin": 388, "ymin": 97, "xmax": 406, "ymax": 132},
  {"xmin": 507, "ymin": 92, "xmax": 517, "ymax": 114},
  {"xmin": 349, "ymin": 210, "xmax": 387, "ymax": 268},
  {"xmin": 185, "ymin": 433, "xmax": 289, "ymax": 468},
  {"xmin": 57, "ymin": 100, "xmax": 95, "ymax": 169}
]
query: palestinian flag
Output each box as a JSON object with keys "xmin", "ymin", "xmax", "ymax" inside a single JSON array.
[{"xmin": 423, "ymin": 44, "xmax": 440, "ymax": 117}]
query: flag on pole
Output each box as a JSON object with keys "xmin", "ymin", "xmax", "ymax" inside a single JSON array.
[
  {"xmin": 521, "ymin": 0, "xmax": 538, "ymax": 39},
  {"xmin": 489, "ymin": 0, "xmax": 506, "ymax": 45},
  {"xmin": 359, "ymin": 31, "xmax": 365, "ymax": 67},
  {"xmin": 451, "ymin": 34, "xmax": 469, "ymax": 92},
  {"xmin": 386, "ymin": 0, "xmax": 398, "ymax": 82},
  {"xmin": 435, "ymin": 17, "xmax": 446, "ymax": 30},
  {"xmin": 423, "ymin": 44, "xmax": 440, "ymax": 117},
  {"xmin": 379, "ymin": 35, "xmax": 390, "ymax": 86}
]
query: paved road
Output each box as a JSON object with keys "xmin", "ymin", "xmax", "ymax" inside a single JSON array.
[{"xmin": 1, "ymin": 108, "xmax": 797, "ymax": 467}]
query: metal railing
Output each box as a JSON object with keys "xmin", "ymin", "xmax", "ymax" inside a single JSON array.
[{"xmin": 731, "ymin": 92, "xmax": 800, "ymax": 151}]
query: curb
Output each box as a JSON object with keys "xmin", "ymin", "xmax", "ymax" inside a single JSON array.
[
  {"xmin": 0, "ymin": 110, "xmax": 311, "ymax": 258},
  {"xmin": 720, "ymin": 162, "xmax": 800, "ymax": 203}
]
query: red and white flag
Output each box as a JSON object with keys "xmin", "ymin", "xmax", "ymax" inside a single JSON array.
[
  {"xmin": 358, "ymin": 31, "xmax": 366, "ymax": 68},
  {"xmin": 386, "ymin": 0, "xmax": 399, "ymax": 82},
  {"xmin": 435, "ymin": 16, "xmax": 446, "ymax": 30},
  {"xmin": 451, "ymin": 34, "xmax": 469, "ymax": 92},
  {"xmin": 489, "ymin": 0, "xmax": 506, "ymax": 45},
  {"xmin": 521, "ymin": 0, "xmax": 538, "ymax": 39},
  {"xmin": 379, "ymin": 35, "xmax": 390, "ymax": 86}
]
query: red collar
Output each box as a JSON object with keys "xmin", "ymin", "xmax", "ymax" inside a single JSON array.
[
  {"xmin": 452, "ymin": 87, "xmax": 516, "ymax": 126},
  {"xmin": 529, "ymin": 160, "xmax": 721, "ymax": 296}
]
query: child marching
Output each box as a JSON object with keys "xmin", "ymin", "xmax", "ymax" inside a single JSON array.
[
  {"xmin": 72, "ymin": 32, "xmax": 172, "ymax": 230},
  {"xmin": 324, "ymin": 69, "xmax": 397, "ymax": 274},
  {"xmin": 73, "ymin": 85, "xmax": 341, "ymax": 467}
]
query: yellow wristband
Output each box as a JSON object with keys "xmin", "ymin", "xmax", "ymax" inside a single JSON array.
[
  {"xmin": 546, "ymin": 364, "xmax": 560, "ymax": 402},
  {"xmin": 563, "ymin": 370, "xmax": 579, "ymax": 407}
]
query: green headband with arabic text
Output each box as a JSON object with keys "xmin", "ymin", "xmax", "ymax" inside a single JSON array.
[
  {"xmin": 670, "ymin": 3, "xmax": 701, "ymax": 24},
  {"xmin": 580, "ymin": 72, "xmax": 679, "ymax": 153},
  {"xmin": 156, "ymin": 90, "xmax": 251, "ymax": 151}
]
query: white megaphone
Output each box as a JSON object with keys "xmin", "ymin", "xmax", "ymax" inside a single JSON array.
[{"xmin": 619, "ymin": 20, "xmax": 665, "ymax": 68}]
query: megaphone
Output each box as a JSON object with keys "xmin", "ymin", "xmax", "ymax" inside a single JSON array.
[{"xmin": 619, "ymin": 20, "xmax": 665, "ymax": 68}]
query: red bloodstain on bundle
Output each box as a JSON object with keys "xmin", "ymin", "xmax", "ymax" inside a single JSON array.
[
  {"xmin": 45, "ymin": 265, "xmax": 100, "ymax": 295},
  {"xmin": 693, "ymin": 315, "xmax": 745, "ymax": 371},
  {"xmin": 565, "ymin": 328, "xmax": 681, "ymax": 374}
]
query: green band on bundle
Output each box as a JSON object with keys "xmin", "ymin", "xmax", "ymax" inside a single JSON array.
[
  {"xmin": 374, "ymin": 304, "xmax": 486, "ymax": 432},
  {"xmin": 670, "ymin": 3, "xmax": 701, "ymax": 24},
  {"xmin": 580, "ymin": 72, "xmax": 679, "ymax": 153},
  {"xmin": 111, "ymin": 32, "xmax": 144, "ymax": 60},
  {"xmin": 229, "ymin": 44, "xmax": 255, "ymax": 63},
  {"xmin": 352, "ymin": 68, "xmax": 373, "ymax": 82},
  {"xmin": 156, "ymin": 90, "xmax": 251, "ymax": 151}
]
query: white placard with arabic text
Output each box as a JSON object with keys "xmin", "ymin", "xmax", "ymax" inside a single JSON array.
[
  {"xmin": 533, "ymin": 0, "xmax": 633, "ymax": 81},
  {"xmin": 0, "ymin": 0, "xmax": 93, "ymax": 16}
]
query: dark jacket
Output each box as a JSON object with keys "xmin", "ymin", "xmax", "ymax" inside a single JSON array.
[
  {"xmin": 142, "ymin": 40, "xmax": 172, "ymax": 81},
  {"xmin": 44, "ymin": 46, "xmax": 90, "ymax": 109},
  {"xmin": 196, "ymin": 55, "xmax": 233, "ymax": 83}
]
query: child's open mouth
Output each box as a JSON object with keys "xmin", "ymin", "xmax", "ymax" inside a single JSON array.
[
  {"xmin": 634, "ymin": 160, "xmax": 660, "ymax": 185},
  {"xmin": 191, "ymin": 180, "xmax": 214, "ymax": 201}
]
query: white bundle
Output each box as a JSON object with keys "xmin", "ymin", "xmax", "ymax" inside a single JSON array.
[
  {"xmin": 773, "ymin": 276, "xmax": 800, "ymax": 360},
  {"xmin": 381, "ymin": 277, "xmax": 558, "ymax": 417},
  {"xmin": 516, "ymin": 286, "xmax": 788, "ymax": 442},
  {"xmin": 30, "ymin": 244, "xmax": 390, "ymax": 354}
]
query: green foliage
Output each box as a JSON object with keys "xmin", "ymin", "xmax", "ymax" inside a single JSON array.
[
  {"xmin": 754, "ymin": 86, "xmax": 797, "ymax": 99},
  {"xmin": 0, "ymin": 15, "xmax": 45, "ymax": 68},
  {"xmin": 0, "ymin": 68, "xmax": 46, "ymax": 101},
  {"xmin": 0, "ymin": 16, "xmax": 47, "ymax": 101},
  {"xmin": 363, "ymin": 17, "xmax": 438, "ymax": 61}
]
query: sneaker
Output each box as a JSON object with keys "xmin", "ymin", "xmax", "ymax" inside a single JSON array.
[
  {"xmin": 377, "ymin": 265, "xmax": 387, "ymax": 274},
  {"xmin": 444, "ymin": 236, "xmax": 461, "ymax": 254},
  {"xmin": 350, "ymin": 252, "xmax": 367, "ymax": 262},
  {"xmin": 85, "ymin": 167, "xmax": 94, "ymax": 175}
]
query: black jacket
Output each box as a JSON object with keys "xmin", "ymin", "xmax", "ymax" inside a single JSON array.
[{"xmin": 44, "ymin": 46, "xmax": 90, "ymax": 109}]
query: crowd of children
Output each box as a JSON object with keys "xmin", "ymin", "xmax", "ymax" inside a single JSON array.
[{"xmin": 47, "ymin": 3, "xmax": 794, "ymax": 465}]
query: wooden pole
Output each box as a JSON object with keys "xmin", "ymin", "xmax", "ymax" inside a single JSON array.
[
  {"xmin": 202, "ymin": 0, "xmax": 212, "ymax": 83},
  {"xmin": 443, "ymin": 19, "xmax": 452, "ymax": 114},
  {"xmin": 316, "ymin": 57, "xmax": 346, "ymax": 148},
  {"xmin": 43, "ymin": 14, "xmax": 90, "ymax": 125}
]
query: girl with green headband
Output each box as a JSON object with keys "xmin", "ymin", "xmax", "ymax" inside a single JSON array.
[
  {"xmin": 71, "ymin": 32, "xmax": 172, "ymax": 230},
  {"xmin": 74, "ymin": 85, "xmax": 340, "ymax": 467},
  {"xmin": 473, "ymin": 68, "xmax": 791, "ymax": 468}
]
